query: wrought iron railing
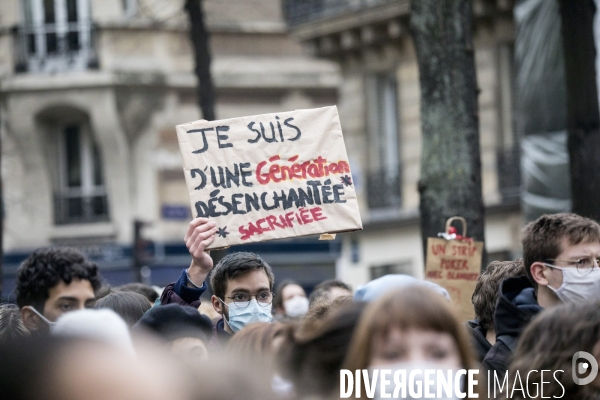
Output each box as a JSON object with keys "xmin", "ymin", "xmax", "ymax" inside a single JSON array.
[
  {"xmin": 365, "ymin": 166, "xmax": 402, "ymax": 210},
  {"xmin": 496, "ymin": 144, "xmax": 521, "ymax": 203},
  {"xmin": 54, "ymin": 190, "xmax": 109, "ymax": 225},
  {"xmin": 13, "ymin": 20, "xmax": 98, "ymax": 73},
  {"xmin": 283, "ymin": 0, "xmax": 397, "ymax": 26}
]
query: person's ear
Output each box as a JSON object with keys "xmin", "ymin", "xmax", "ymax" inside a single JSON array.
[
  {"xmin": 20, "ymin": 306, "xmax": 41, "ymax": 331},
  {"xmin": 211, "ymin": 295, "xmax": 223, "ymax": 315},
  {"xmin": 530, "ymin": 261, "xmax": 550, "ymax": 286}
]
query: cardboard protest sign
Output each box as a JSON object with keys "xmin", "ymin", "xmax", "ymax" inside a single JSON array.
[
  {"xmin": 424, "ymin": 217, "xmax": 483, "ymax": 321},
  {"xmin": 176, "ymin": 106, "xmax": 363, "ymax": 250}
]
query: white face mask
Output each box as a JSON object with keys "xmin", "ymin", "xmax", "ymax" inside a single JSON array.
[
  {"xmin": 371, "ymin": 361, "xmax": 462, "ymax": 400},
  {"xmin": 546, "ymin": 265, "xmax": 600, "ymax": 304},
  {"xmin": 284, "ymin": 296, "xmax": 309, "ymax": 318},
  {"xmin": 24, "ymin": 305, "xmax": 56, "ymax": 328}
]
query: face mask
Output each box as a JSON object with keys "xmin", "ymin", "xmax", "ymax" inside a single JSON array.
[
  {"xmin": 371, "ymin": 361, "xmax": 462, "ymax": 400},
  {"xmin": 24, "ymin": 306, "xmax": 56, "ymax": 328},
  {"xmin": 546, "ymin": 265, "xmax": 600, "ymax": 304},
  {"xmin": 284, "ymin": 296, "xmax": 309, "ymax": 318},
  {"xmin": 220, "ymin": 299, "xmax": 272, "ymax": 333}
]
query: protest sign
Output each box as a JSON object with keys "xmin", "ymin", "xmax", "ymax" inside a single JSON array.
[
  {"xmin": 176, "ymin": 106, "xmax": 363, "ymax": 250},
  {"xmin": 424, "ymin": 217, "xmax": 483, "ymax": 321}
]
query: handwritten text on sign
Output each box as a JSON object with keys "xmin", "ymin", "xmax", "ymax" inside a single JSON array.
[
  {"xmin": 176, "ymin": 106, "xmax": 363, "ymax": 249},
  {"xmin": 424, "ymin": 238, "xmax": 483, "ymax": 321}
]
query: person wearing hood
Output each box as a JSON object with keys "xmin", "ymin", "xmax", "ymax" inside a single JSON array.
[
  {"xmin": 273, "ymin": 280, "xmax": 309, "ymax": 321},
  {"xmin": 482, "ymin": 213, "xmax": 600, "ymax": 379},
  {"xmin": 467, "ymin": 259, "xmax": 525, "ymax": 362}
]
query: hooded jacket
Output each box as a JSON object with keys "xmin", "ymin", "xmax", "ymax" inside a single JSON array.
[
  {"xmin": 160, "ymin": 269, "xmax": 206, "ymax": 308},
  {"xmin": 482, "ymin": 276, "xmax": 543, "ymax": 378},
  {"xmin": 466, "ymin": 319, "xmax": 492, "ymax": 363}
]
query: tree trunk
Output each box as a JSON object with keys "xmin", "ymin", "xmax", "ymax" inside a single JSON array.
[
  {"xmin": 559, "ymin": 0, "xmax": 600, "ymax": 221},
  {"xmin": 185, "ymin": 0, "xmax": 216, "ymax": 121},
  {"xmin": 410, "ymin": 0, "xmax": 486, "ymax": 263}
]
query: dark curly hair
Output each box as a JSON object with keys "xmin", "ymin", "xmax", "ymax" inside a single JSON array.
[{"xmin": 16, "ymin": 247, "xmax": 102, "ymax": 310}]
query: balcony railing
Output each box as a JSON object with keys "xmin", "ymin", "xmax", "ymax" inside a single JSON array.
[
  {"xmin": 283, "ymin": 0, "xmax": 397, "ymax": 26},
  {"xmin": 13, "ymin": 20, "xmax": 98, "ymax": 73},
  {"xmin": 365, "ymin": 166, "xmax": 401, "ymax": 211},
  {"xmin": 54, "ymin": 189, "xmax": 109, "ymax": 225},
  {"xmin": 496, "ymin": 145, "xmax": 521, "ymax": 203}
]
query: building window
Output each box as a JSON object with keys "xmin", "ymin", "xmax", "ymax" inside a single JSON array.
[
  {"xmin": 17, "ymin": 0, "xmax": 96, "ymax": 73},
  {"xmin": 496, "ymin": 43, "xmax": 521, "ymax": 203},
  {"xmin": 365, "ymin": 72, "xmax": 402, "ymax": 212},
  {"xmin": 370, "ymin": 260, "xmax": 413, "ymax": 280},
  {"xmin": 122, "ymin": 0, "xmax": 136, "ymax": 18},
  {"xmin": 55, "ymin": 125, "xmax": 109, "ymax": 224}
]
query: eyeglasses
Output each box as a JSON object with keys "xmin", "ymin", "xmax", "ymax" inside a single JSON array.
[
  {"xmin": 544, "ymin": 257, "xmax": 600, "ymax": 275},
  {"xmin": 224, "ymin": 290, "xmax": 274, "ymax": 308}
]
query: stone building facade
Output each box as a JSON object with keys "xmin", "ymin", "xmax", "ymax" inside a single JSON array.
[
  {"xmin": 0, "ymin": 0, "xmax": 340, "ymax": 297},
  {"xmin": 284, "ymin": 0, "xmax": 523, "ymax": 288}
]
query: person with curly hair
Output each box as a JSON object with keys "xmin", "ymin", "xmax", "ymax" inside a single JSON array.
[{"xmin": 16, "ymin": 247, "xmax": 103, "ymax": 334}]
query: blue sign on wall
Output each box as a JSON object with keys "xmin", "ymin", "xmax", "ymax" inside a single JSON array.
[{"xmin": 161, "ymin": 204, "xmax": 190, "ymax": 220}]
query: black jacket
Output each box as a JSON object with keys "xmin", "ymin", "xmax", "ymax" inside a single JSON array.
[
  {"xmin": 482, "ymin": 276, "xmax": 543, "ymax": 379},
  {"xmin": 466, "ymin": 319, "xmax": 491, "ymax": 363}
]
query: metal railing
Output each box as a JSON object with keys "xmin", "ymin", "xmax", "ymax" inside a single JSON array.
[
  {"xmin": 54, "ymin": 190, "xmax": 109, "ymax": 225},
  {"xmin": 13, "ymin": 20, "xmax": 98, "ymax": 73},
  {"xmin": 283, "ymin": 0, "xmax": 397, "ymax": 26},
  {"xmin": 365, "ymin": 166, "xmax": 402, "ymax": 210},
  {"xmin": 496, "ymin": 144, "xmax": 521, "ymax": 203}
]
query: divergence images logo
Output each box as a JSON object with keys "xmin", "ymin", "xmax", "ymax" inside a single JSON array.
[{"xmin": 572, "ymin": 351, "xmax": 599, "ymax": 385}]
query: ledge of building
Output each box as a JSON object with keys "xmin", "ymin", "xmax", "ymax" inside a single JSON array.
[
  {"xmin": 362, "ymin": 199, "xmax": 521, "ymax": 232},
  {"xmin": 50, "ymin": 222, "xmax": 117, "ymax": 240},
  {"xmin": 289, "ymin": 0, "xmax": 410, "ymax": 42}
]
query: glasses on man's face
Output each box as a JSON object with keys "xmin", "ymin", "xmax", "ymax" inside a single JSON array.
[
  {"xmin": 225, "ymin": 290, "xmax": 274, "ymax": 308},
  {"xmin": 544, "ymin": 257, "xmax": 600, "ymax": 275}
]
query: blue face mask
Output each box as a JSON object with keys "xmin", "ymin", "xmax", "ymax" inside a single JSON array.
[{"xmin": 220, "ymin": 299, "xmax": 272, "ymax": 333}]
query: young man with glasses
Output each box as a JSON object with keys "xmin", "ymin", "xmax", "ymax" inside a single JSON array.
[
  {"xmin": 483, "ymin": 213, "xmax": 600, "ymax": 378},
  {"xmin": 209, "ymin": 252, "xmax": 275, "ymax": 344},
  {"xmin": 160, "ymin": 218, "xmax": 275, "ymax": 344},
  {"xmin": 16, "ymin": 247, "xmax": 102, "ymax": 334}
]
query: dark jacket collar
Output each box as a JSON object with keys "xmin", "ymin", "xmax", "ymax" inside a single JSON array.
[{"xmin": 494, "ymin": 276, "xmax": 543, "ymax": 338}]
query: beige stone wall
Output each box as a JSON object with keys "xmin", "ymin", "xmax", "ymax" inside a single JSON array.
[{"xmin": 0, "ymin": 0, "xmax": 340, "ymax": 251}]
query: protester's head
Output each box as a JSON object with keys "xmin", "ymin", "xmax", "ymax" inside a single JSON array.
[
  {"xmin": 308, "ymin": 279, "xmax": 352, "ymax": 306},
  {"xmin": 280, "ymin": 301, "xmax": 366, "ymax": 398},
  {"xmin": 134, "ymin": 303, "xmax": 212, "ymax": 365},
  {"xmin": 16, "ymin": 247, "xmax": 102, "ymax": 333},
  {"xmin": 0, "ymin": 303, "xmax": 30, "ymax": 342},
  {"xmin": 210, "ymin": 252, "xmax": 275, "ymax": 334},
  {"xmin": 522, "ymin": 213, "xmax": 600, "ymax": 306},
  {"xmin": 344, "ymin": 287, "xmax": 477, "ymax": 399},
  {"xmin": 353, "ymin": 274, "xmax": 450, "ymax": 303},
  {"xmin": 472, "ymin": 259, "xmax": 526, "ymax": 332},
  {"xmin": 0, "ymin": 335, "xmax": 196, "ymax": 400},
  {"xmin": 94, "ymin": 291, "xmax": 152, "ymax": 327},
  {"xmin": 508, "ymin": 301, "xmax": 600, "ymax": 399},
  {"xmin": 301, "ymin": 294, "xmax": 354, "ymax": 336},
  {"xmin": 345, "ymin": 286, "xmax": 474, "ymax": 370},
  {"xmin": 116, "ymin": 282, "xmax": 159, "ymax": 304},
  {"xmin": 226, "ymin": 322, "xmax": 286, "ymax": 373},
  {"xmin": 51, "ymin": 308, "xmax": 134, "ymax": 355},
  {"xmin": 273, "ymin": 280, "xmax": 308, "ymax": 318}
]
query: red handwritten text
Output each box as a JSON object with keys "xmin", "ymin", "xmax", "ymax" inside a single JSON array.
[
  {"xmin": 255, "ymin": 155, "xmax": 350, "ymax": 185},
  {"xmin": 238, "ymin": 206, "xmax": 327, "ymax": 240}
]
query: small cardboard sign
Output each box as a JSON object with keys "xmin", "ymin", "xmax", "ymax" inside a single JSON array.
[
  {"xmin": 176, "ymin": 106, "xmax": 363, "ymax": 249},
  {"xmin": 424, "ymin": 217, "xmax": 483, "ymax": 321}
]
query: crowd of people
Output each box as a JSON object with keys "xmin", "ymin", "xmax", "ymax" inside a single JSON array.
[{"xmin": 1, "ymin": 212, "xmax": 600, "ymax": 399}]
